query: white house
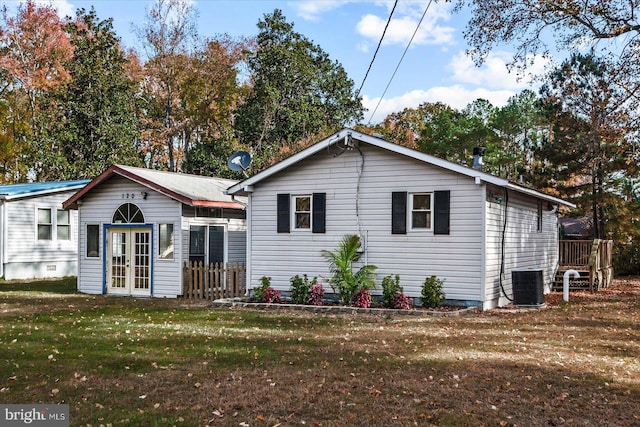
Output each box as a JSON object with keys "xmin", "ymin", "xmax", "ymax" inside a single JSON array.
[
  {"xmin": 63, "ymin": 165, "xmax": 246, "ymax": 298},
  {"xmin": 0, "ymin": 180, "xmax": 89, "ymax": 280},
  {"xmin": 226, "ymin": 129, "xmax": 575, "ymax": 310}
]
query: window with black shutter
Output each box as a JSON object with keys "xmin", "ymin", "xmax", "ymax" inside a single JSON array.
[{"xmin": 279, "ymin": 193, "xmax": 326, "ymax": 233}]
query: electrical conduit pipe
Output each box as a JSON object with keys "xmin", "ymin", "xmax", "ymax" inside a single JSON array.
[{"xmin": 563, "ymin": 269, "xmax": 580, "ymax": 302}]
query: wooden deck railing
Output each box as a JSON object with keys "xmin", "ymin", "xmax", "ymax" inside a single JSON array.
[
  {"xmin": 182, "ymin": 261, "xmax": 246, "ymax": 300},
  {"xmin": 558, "ymin": 239, "xmax": 613, "ymax": 291}
]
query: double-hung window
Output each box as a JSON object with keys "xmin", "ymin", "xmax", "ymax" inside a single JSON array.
[
  {"xmin": 410, "ymin": 193, "xmax": 432, "ymax": 229},
  {"xmin": 293, "ymin": 195, "xmax": 311, "ymax": 230},
  {"xmin": 57, "ymin": 209, "xmax": 70, "ymax": 240},
  {"xmin": 37, "ymin": 208, "xmax": 52, "ymax": 240}
]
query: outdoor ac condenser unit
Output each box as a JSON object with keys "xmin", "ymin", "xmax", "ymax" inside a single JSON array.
[{"xmin": 512, "ymin": 269, "xmax": 545, "ymax": 307}]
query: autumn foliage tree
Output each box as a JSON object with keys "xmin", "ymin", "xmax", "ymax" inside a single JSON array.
[
  {"xmin": 134, "ymin": 0, "xmax": 198, "ymax": 172},
  {"xmin": 180, "ymin": 36, "xmax": 251, "ymax": 178},
  {"xmin": 135, "ymin": 0, "xmax": 248, "ymax": 176},
  {"xmin": 0, "ymin": 0, "xmax": 73, "ymax": 180}
]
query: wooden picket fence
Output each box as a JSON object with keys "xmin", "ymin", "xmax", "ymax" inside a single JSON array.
[{"xmin": 183, "ymin": 261, "xmax": 246, "ymax": 300}]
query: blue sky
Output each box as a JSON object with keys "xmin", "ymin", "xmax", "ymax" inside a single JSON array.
[{"xmin": 11, "ymin": 0, "xmax": 552, "ymax": 124}]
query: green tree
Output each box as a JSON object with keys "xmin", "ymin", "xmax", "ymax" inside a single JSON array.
[
  {"xmin": 34, "ymin": 8, "xmax": 142, "ymax": 180},
  {"xmin": 490, "ymin": 90, "xmax": 544, "ymax": 181},
  {"xmin": 236, "ymin": 9, "xmax": 363, "ymax": 170},
  {"xmin": 534, "ymin": 53, "xmax": 638, "ymax": 239}
]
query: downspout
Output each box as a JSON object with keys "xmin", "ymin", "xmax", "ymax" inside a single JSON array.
[
  {"xmin": 245, "ymin": 191, "xmax": 253, "ymax": 296},
  {"xmin": 479, "ymin": 183, "xmax": 487, "ymax": 308},
  {"xmin": 0, "ymin": 199, "xmax": 5, "ymax": 278}
]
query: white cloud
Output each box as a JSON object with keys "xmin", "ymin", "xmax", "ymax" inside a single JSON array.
[
  {"xmin": 362, "ymin": 86, "xmax": 517, "ymax": 124},
  {"xmin": 356, "ymin": 1, "xmax": 455, "ymax": 46},
  {"xmin": 291, "ymin": 0, "xmax": 353, "ymax": 21},
  {"xmin": 34, "ymin": 0, "xmax": 76, "ymax": 18},
  {"xmin": 361, "ymin": 49, "xmax": 553, "ymax": 123},
  {"xmin": 356, "ymin": 40, "xmax": 370, "ymax": 53},
  {"xmin": 449, "ymin": 51, "xmax": 551, "ymax": 90}
]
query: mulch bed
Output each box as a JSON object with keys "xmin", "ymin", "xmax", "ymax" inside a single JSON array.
[{"xmin": 211, "ymin": 297, "xmax": 480, "ymax": 317}]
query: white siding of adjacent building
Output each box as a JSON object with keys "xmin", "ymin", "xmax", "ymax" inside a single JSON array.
[
  {"xmin": 248, "ymin": 144, "xmax": 486, "ymax": 304},
  {"xmin": 2, "ymin": 191, "xmax": 80, "ymax": 280},
  {"xmin": 484, "ymin": 184, "xmax": 559, "ymax": 309},
  {"xmin": 77, "ymin": 176, "xmax": 183, "ymax": 297}
]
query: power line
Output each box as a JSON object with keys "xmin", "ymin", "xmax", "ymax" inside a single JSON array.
[
  {"xmin": 355, "ymin": 0, "xmax": 398, "ymax": 97},
  {"xmin": 367, "ymin": 0, "xmax": 433, "ymax": 124}
]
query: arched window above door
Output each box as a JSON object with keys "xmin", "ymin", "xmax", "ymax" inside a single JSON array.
[{"xmin": 113, "ymin": 203, "xmax": 145, "ymax": 224}]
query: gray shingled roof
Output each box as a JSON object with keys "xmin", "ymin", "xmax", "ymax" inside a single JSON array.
[{"xmin": 63, "ymin": 165, "xmax": 246, "ymax": 209}]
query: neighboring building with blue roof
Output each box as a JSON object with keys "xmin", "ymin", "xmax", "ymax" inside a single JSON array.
[{"xmin": 0, "ymin": 180, "xmax": 89, "ymax": 280}]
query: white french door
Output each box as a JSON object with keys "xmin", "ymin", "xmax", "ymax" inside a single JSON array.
[{"xmin": 107, "ymin": 228, "xmax": 151, "ymax": 296}]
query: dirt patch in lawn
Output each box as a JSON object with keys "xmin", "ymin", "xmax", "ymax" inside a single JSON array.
[{"xmin": 0, "ymin": 277, "xmax": 638, "ymax": 426}]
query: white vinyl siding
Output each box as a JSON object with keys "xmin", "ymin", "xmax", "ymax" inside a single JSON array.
[
  {"xmin": 247, "ymin": 144, "xmax": 485, "ymax": 303},
  {"xmin": 228, "ymin": 228, "xmax": 247, "ymax": 263},
  {"xmin": 2, "ymin": 191, "xmax": 80, "ymax": 280},
  {"xmin": 484, "ymin": 185, "xmax": 559, "ymax": 309}
]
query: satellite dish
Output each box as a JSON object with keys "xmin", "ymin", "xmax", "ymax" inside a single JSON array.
[{"xmin": 227, "ymin": 150, "xmax": 252, "ymax": 176}]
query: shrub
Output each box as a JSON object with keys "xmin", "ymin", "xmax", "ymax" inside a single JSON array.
[
  {"xmin": 307, "ymin": 283, "xmax": 325, "ymax": 306},
  {"xmin": 254, "ymin": 276, "xmax": 271, "ymax": 302},
  {"xmin": 421, "ymin": 275, "xmax": 445, "ymax": 308},
  {"xmin": 381, "ymin": 274, "xmax": 403, "ymax": 308},
  {"xmin": 352, "ymin": 288, "xmax": 372, "ymax": 308},
  {"xmin": 262, "ymin": 287, "xmax": 281, "ymax": 304},
  {"xmin": 289, "ymin": 274, "xmax": 317, "ymax": 305},
  {"xmin": 393, "ymin": 293, "xmax": 413, "ymax": 310},
  {"xmin": 322, "ymin": 234, "xmax": 377, "ymax": 305}
]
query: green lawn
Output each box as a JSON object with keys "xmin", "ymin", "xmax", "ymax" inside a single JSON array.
[{"xmin": 1, "ymin": 277, "xmax": 639, "ymax": 426}]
